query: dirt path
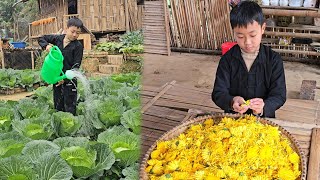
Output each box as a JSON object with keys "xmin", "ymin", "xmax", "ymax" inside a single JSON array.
[
  {"xmin": 143, "ymin": 52, "xmax": 320, "ymax": 100},
  {"xmin": 0, "ymin": 92, "xmax": 34, "ymax": 101}
]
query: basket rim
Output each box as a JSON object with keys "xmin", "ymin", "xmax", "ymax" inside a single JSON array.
[{"xmin": 139, "ymin": 113, "xmax": 307, "ymax": 180}]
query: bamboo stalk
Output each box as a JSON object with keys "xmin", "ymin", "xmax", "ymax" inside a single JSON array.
[
  {"xmin": 205, "ymin": 0, "xmax": 214, "ymax": 49},
  {"xmin": 196, "ymin": 0, "xmax": 204, "ymax": 49},
  {"xmin": 190, "ymin": 0, "xmax": 198, "ymax": 48},
  {"xmin": 263, "ymin": 8, "xmax": 320, "ymax": 17},
  {"xmin": 183, "ymin": 0, "xmax": 191, "ymax": 48},
  {"xmin": 200, "ymin": 0, "xmax": 208, "ymax": 49},
  {"xmin": 307, "ymin": 128, "xmax": 320, "ymax": 179},
  {"xmin": 180, "ymin": 0, "xmax": 188, "ymax": 47},
  {"xmin": 264, "ymin": 31, "xmax": 320, "ymax": 39},
  {"xmin": 163, "ymin": 0, "xmax": 171, "ymax": 56}
]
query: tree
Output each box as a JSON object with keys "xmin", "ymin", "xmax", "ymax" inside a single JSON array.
[{"xmin": 0, "ymin": 0, "xmax": 38, "ymax": 39}]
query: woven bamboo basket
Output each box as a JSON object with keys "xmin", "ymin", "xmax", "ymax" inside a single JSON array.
[{"xmin": 140, "ymin": 113, "xmax": 307, "ymax": 180}]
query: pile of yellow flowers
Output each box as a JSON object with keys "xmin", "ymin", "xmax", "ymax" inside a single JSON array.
[{"xmin": 145, "ymin": 115, "xmax": 301, "ymax": 180}]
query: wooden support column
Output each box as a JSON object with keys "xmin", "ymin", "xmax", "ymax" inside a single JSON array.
[
  {"xmin": 31, "ymin": 51, "xmax": 34, "ymax": 70},
  {"xmin": 125, "ymin": 0, "xmax": 129, "ymax": 32},
  {"xmin": 0, "ymin": 44, "xmax": 4, "ymax": 69},
  {"xmin": 307, "ymin": 128, "xmax": 320, "ymax": 179}
]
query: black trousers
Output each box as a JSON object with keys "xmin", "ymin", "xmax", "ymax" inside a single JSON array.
[{"xmin": 53, "ymin": 79, "xmax": 77, "ymax": 115}]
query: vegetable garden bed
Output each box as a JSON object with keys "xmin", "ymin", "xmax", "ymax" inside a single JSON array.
[
  {"xmin": 0, "ymin": 72, "xmax": 141, "ymax": 179},
  {"xmin": 0, "ymin": 69, "xmax": 43, "ymax": 95}
]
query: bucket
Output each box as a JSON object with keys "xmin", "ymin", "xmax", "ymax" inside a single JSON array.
[
  {"xmin": 221, "ymin": 42, "xmax": 237, "ymax": 55},
  {"xmin": 303, "ymin": 0, "xmax": 316, "ymax": 7},
  {"xmin": 40, "ymin": 46, "xmax": 73, "ymax": 84},
  {"xmin": 11, "ymin": 42, "xmax": 26, "ymax": 48},
  {"xmin": 289, "ymin": 0, "xmax": 303, "ymax": 7},
  {"xmin": 270, "ymin": 0, "xmax": 279, "ymax": 6},
  {"xmin": 279, "ymin": 0, "xmax": 289, "ymax": 6}
]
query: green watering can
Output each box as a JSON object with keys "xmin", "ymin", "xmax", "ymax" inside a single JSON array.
[{"xmin": 41, "ymin": 46, "xmax": 75, "ymax": 84}]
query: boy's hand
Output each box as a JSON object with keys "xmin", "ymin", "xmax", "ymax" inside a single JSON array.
[
  {"xmin": 55, "ymin": 80, "xmax": 64, "ymax": 87},
  {"xmin": 46, "ymin": 45, "xmax": 53, "ymax": 52},
  {"xmin": 249, "ymin": 98, "xmax": 264, "ymax": 115},
  {"xmin": 232, "ymin": 96, "xmax": 249, "ymax": 114}
]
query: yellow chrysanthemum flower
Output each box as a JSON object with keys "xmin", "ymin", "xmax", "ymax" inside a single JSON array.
[
  {"xmin": 289, "ymin": 152, "xmax": 300, "ymax": 164},
  {"xmin": 157, "ymin": 141, "xmax": 169, "ymax": 153},
  {"xmin": 151, "ymin": 149, "xmax": 162, "ymax": 159},
  {"xmin": 147, "ymin": 159, "xmax": 160, "ymax": 166},
  {"xmin": 153, "ymin": 163, "xmax": 164, "ymax": 175},
  {"xmin": 146, "ymin": 166, "xmax": 153, "ymax": 173},
  {"xmin": 216, "ymin": 169, "xmax": 226, "ymax": 178},
  {"xmin": 203, "ymin": 118, "xmax": 214, "ymax": 127},
  {"xmin": 172, "ymin": 171, "xmax": 190, "ymax": 180},
  {"xmin": 165, "ymin": 151, "xmax": 178, "ymax": 162},
  {"xmin": 192, "ymin": 163, "xmax": 205, "ymax": 172},
  {"xmin": 146, "ymin": 115, "xmax": 301, "ymax": 179},
  {"xmin": 166, "ymin": 160, "xmax": 179, "ymax": 172},
  {"xmin": 278, "ymin": 168, "xmax": 296, "ymax": 180},
  {"xmin": 259, "ymin": 145, "xmax": 273, "ymax": 160},
  {"xmin": 194, "ymin": 170, "xmax": 205, "ymax": 180},
  {"xmin": 205, "ymin": 173, "xmax": 220, "ymax": 180},
  {"xmin": 190, "ymin": 124, "xmax": 202, "ymax": 132},
  {"xmin": 159, "ymin": 174, "xmax": 173, "ymax": 180}
]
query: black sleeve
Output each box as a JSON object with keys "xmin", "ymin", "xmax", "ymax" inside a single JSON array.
[
  {"xmin": 72, "ymin": 43, "xmax": 84, "ymax": 69},
  {"xmin": 38, "ymin": 35, "xmax": 58, "ymax": 50},
  {"xmin": 212, "ymin": 56, "xmax": 234, "ymax": 111},
  {"xmin": 263, "ymin": 53, "xmax": 287, "ymax": 117}
]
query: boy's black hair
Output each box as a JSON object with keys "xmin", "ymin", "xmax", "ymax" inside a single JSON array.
[
  {"xmin": 67, "ymin": 18, "xmax": 83, "ymax": 28},
  {"xmin": 230, "ymin": 1, "xmax": 264, "ymax": 29}
]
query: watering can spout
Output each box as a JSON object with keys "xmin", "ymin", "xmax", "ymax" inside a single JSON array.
[{"xmin": 40, "ymin": 46, "xmax": 74, "ymax": 84}]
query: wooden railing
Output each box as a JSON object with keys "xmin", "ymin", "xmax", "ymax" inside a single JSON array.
[{"xmin": 29, "ymin": 17, "xmax": 58, "ymax": 38}]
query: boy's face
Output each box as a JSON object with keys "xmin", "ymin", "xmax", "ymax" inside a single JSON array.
[
  {"xmin": 65, "ymin": 26, "xmax": 81, "ymax": 41},
  {"xmin": 233, "ymin": 21, "xmax": 266, "ymax": 53}
]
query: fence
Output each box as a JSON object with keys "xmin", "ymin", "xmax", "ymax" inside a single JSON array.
[
  {"xmin": 1, "ymin": 49, "xmax": 42, "ymax": 70},
  {"xmin": 168, "ymin": 0, "xmax": 233, "ymax": 50}
]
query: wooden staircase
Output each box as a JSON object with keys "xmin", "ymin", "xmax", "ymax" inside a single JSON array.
[{"xmin": 143, "ymin": 0, "xmax": 171, "ymax": 55}]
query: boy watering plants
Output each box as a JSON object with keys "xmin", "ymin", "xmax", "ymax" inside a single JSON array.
[
  {"xmin": 38, "ymin": 18, "xmax": 84, "ymax": 115},
  {"xmin": 212, "ymin": 1, "xmax": 286, "ymax": 118}
]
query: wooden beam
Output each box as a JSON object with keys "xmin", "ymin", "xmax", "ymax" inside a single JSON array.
[
  {"xmin": 264, "ymin": 31, "xmax": 320, "ymax": 39},
  {"xmin": 141, "ymin": 81, "xmax": 176, "ymax": 113},
  {"xmin": 125, "ymin": 0, "xmax": 129, "ymax": 32},
  {"xmin": 263, "ymin": 8, "xmax": 320, "ymax": 17},
  {"xmin": 307, "ymin": 128, "xmax": 320, "ymax": 179}
]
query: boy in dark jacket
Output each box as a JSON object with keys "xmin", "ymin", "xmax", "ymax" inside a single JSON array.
[
  {"xmin": 38, "ymin": 18, "xmax": 84, "ymax": 115},
  {"xmin": 212, "ymin": 1, "xmax": 286, "ymax": 118}
]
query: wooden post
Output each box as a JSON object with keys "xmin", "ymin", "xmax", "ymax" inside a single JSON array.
[
  {"xmin": 31, "ymin": 51, "xmax": 34, "ymax": 70},
  {"xmin": 307, "ymin": 128, "xmax": 320, "ymax": 179},
  {"xmin": 0, "ymin": 50, "xmax": 4, "ymax": 69},
  {"xmin": 28, "ymin": 23, "xmax": 32, "ymax": 46},
  {"xmin": 163, "ymin": 0, "xmax": 171, "ymax": 56},
  {"xmin": 125, "ymin": 0, "xmax": 129, "ymax": 32}
]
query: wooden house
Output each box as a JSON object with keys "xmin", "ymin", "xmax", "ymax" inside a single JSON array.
[{"xmin": 29, "ymin": 0, "xmax": 143, "ymax": 49}]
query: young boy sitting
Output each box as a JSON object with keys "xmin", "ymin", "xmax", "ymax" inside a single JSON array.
[
  {"xmin": 38, "ymin": 18, "xmax": 84, "ymax": 115},
  {"xmin": 212, "ymin": 1, "xmax": 286, "ymax": 118}
]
